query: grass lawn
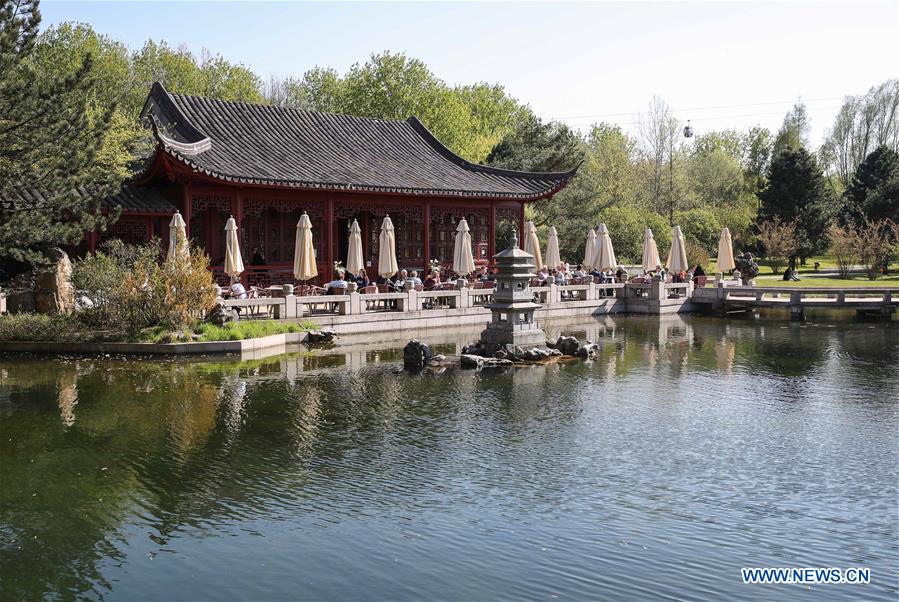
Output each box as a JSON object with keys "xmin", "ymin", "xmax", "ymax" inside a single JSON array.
[
  {"xmin": 707, "ymin": 255, "xmax": 897, "ymax": 287},
  {"xmin": 754, "ymin": 273, "xmax": 899, "ymax": 288}
]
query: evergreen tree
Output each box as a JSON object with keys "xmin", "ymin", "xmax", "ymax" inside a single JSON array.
[
  {"xmin": 758, "ymin": 148, "xmax": 832, "ymax": 259},
  {"xmin": 0, "ymin": 0, "xmax": 119, "ymax": 265},
  {"xmin": 842, "ymin": 145, "xmax": 899, "ymax": 224}
]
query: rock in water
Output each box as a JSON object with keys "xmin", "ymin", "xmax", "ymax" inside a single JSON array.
[
  {"xmin": 307, "ymin": 329, "xmax": 337, "ymax": 344},
  {"xmin": 34, "ymin": 248, "xmax": 74, "ymax": 315},
  {"xmin": 576, "ymin": 343, "xmax": 600, "ymax": 358},
  {"xmin": 555, "ymin": 335, "xmax": 580, "ymax": 356},
  {"xmin": 460, "ymin": 354, "xmax": 513, "ymax": 369},
  {"xmin": 403, "ymin": 339, "xmax": 433, "ymax": 370}
]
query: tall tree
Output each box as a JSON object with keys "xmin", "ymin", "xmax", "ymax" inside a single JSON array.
[
  {"xmin": 0, "ymin": 0, "xmax": 119, "ymax": 265},
  {"xmin": 637, "ymin": 95, "xmax": 681, "ymax": 222},
  {"xmin": 758, "ymin": 148, "xmax": 832, "ymax": 259},
  {"xmin": 772, "ymin": 101, "xmax": 811, "ymax": 155},
  {"xmin": 842, "ymin": 145, "xmax": 899, "ymax": 224},
  {"xmin": 820, "ymin": 79, "xmax": 899, "ymax": 188}
]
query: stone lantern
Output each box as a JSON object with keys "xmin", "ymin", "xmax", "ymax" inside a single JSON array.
[{"xmin": 480, "ymin": 230, "xmax": 546, "ymax": 348}]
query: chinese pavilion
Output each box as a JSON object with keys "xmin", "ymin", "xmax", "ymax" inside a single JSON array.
[{"xmin": 95, "ymin": 82, "xmax": 576, "ymax": 286}]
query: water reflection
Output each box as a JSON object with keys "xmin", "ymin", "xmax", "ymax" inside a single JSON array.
[{"xmin": 0, "ymin": 315, "xmax": 896, "ymax": 600}]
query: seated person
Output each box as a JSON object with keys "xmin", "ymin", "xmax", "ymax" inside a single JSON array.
[
  {"xmin": 553, "ymin": 269, "xmax": 565, "ymax": 286},
  {"xmin": 393, "ymin": 269, "xmax": 408, "ymax": 290},
  {"xmin": 693, "ymin": 263, "xmax": 706, "ymax": 279},
  {"xmin": 407, "ymin": 270, "xmax": 423, "ymax": 287},
  {"xmin": 354, "ymin": 269, "xmax": 369, "ymax": 289},
  {"xmin": 615, "ymin": 266, "xmax": 627, "ymax": 283},
  {"xmin": 477, "ymin": 266, "xmax": 490, "ymax": 281},
  {"xmin": 325, "ymin": 269, "xmax": 348, "ymax": 294},
  {"xmin": 572, "ymin": 264, "xmax": 586, "ymax": 278},
  {"xmin": 423, "ymin": 269, "xmax": 441, "ymax": 289},
  {"xmin": 228, "ymin": 280, "xmax": 248, "ymax": 314},
  {"xmin": 229, "ymin": 280, "xmax": 248, "ymax": 299}
]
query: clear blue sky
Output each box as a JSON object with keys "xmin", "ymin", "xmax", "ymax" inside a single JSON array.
[{"xmin": 41, "ymin": 1, "xmax": 899, "ymax": 146}]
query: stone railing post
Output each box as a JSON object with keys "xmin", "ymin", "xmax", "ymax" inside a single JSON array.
[
  {"xmin": 283, "ymin": 294, "xmax": 297, "ymax": 319},
  {"xmin": 549, "ymin": 283, "xmax": 560, "ymax": 304},
  {"xmin": 650, "ymin": 281, "xmax": 663, "ymax": 300},
  {"xmin": 349, "ymin": 291, "xmax": 363, "ymax": 314},
  {"xmin": 407, "ymin": 289, "xmax": 420, "ymax": 312},
  {"xmin": 459, "ymin": 287, "xmax": 471, "ymax": 309},
  {"xmin": 615, "ymin": 284, "xmax": 626, "ymax": 299}
]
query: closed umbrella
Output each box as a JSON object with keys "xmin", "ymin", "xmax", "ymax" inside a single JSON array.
[
  {"xmin": 524, "ymin": 221, "xmax": 543, "ymax": 268},
  {"xmin": 166, "ymin": 211, "xmax": 188, "ymax": 264},
  {"xmin": 223, "ymin": 216, "xmax": 244, "ymax": 279},
  {"xmin": 666, "ymin": 225, "xmax": 689, "ymax": 273},
  {"xmin": 593, "ymin": 222, "xmax": 617, "ymax": 271},
  {"xmin": 545, "ymin": 226, "xmax": 561, "ymax": 269},
  {"xmin": 293, "ymin": 211, "xmax": 317, "ymax": 282},
  {"xmin": 717, "ymin": 227, "xmax": 736, "ymax": 273},
  {"xmin": 346, "ymin": 219, "xmax": 364, "ymax": 275},
  {"xmin": 453, "ymin": 218, "xmax": 476, "ymax": 276},
  {"xmin": 583, "ymin": 228, "xmax": 597, "ymax": 269},
  {"xmin": 378, "ymin": 215, "xmax": 399, "ymax": 278},
  {"xmin": 641, "ymin": 228, "xmax": 661, "ymax": 272}
]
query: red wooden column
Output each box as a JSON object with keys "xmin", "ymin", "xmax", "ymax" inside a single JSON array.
[
  {"xmin": 422, "ymin": 200, "xmax": 430, "ymax": 272},
  {"xmin": 488, "ymin": 201, "xmax": 496, "ymax": 260},
  {"xmin": 519, "ymin": 202, "xmax": 526, "ymax": 245},
  {"xmin": 325, "ymin": 193, "xmax": 335, "ymax": 275},
  {"xmin": 88, "ymin": 230, "xmax": 98, "ymax": 253},
  {"xmin": 182, "ymin": 184, "xmax": 192, "ymax": 239}
]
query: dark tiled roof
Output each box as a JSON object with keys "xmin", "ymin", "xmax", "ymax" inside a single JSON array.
[
  {"xmin": 141, "ymin": 82, "xmax": 576, "ymax": 199},
  {"xmin": 108, "ymin": 185, "xmax": 176, "ymax": 212},
  {"xmin": 0, "ymin": 185, "xmax": 175, "ymax": 213}
]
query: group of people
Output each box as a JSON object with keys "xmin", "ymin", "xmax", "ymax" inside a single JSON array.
[
  {"xmin": 641, "ymin": 263, "xmax": 706, "ymax": 284},
  {"xmin": 322, "ymin": 267, "xmax": 464, "ymax": 293}
]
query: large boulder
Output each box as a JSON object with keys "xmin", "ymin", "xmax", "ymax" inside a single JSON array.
[
  {"xmin": 555, "ymin": 335, "xmax": 580, "ymax": 356},
  {"xmin": 403, "ymin": 339, "xmax": 433, "ymax": 370},
  {"xmin": 5, "ymin": 272, "xmax": 36, "ymax": 314},
  {"xmin": 207, "ymin": 301, "xmax": 237, "ymax": 326},
  {"xmin": 33, "ymin": 249, "xmax": 74, "ymax": 315}
]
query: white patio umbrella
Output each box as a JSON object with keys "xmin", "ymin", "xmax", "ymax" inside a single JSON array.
[
  {"xmin": 545, "ymin": 226, "xmax": 561, "ymax": 269},
  {"xmin": 717, "ymin": 226, "xmax": 736, "ymax": 273},
  {"xmin": 592, "ymin": 222, "xmax": 617, "ymax": 271},
  {"xmin": 166, "ymin": 211, "xmax": 188, "ymax": 264},
  {"xmin": 583, "ymin": 228, "xmax": 597, "ymax": 269},
  {"xmin": 346, "ymin": 219, "xmax": 364, "ymax": 275},
  {"xmin": 524, "ymin": 221, "xmax": 543, "ymax": 268},
  {"xmin": 378, "ymin": 215, "xmax": 399, "ymax": 278},
  {"xmin": 641, "ymin": 228, "xmax": 661, "ymax": 272},
  {"xmin": 223, "ymin": 216, "xmax": 244, "ymax": 280},
  {"xmin": 666, "ymin": 225, "xmax": 689, "ymax": 273},
  {"xmin": 293, "ymin": 211, "xmax": 317, "ymax": 282},
  {"xmin": 453, "ymin": 218, "xmax": 476, "ymax": 276}
]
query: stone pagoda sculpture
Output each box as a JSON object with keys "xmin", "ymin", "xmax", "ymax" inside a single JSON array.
[{"xmin": 480, "ymin": 230, "xmax": 547, "ymax": 348}]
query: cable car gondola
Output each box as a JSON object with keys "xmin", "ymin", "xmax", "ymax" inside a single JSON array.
[{"xmin": 683, "ymin": 120, "xmax": 694, "ymax": 138}]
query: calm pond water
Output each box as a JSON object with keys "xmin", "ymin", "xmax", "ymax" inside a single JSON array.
[{"xmin": 1, "ymin": 314, "xmax": 897, "ymax": 601}]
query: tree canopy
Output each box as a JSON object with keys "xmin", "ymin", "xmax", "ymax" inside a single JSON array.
[{"xmin": 0, "ymin": 1, "xmax": 119, "ymax": 265}]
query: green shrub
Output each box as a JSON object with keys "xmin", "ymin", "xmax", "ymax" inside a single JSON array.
[{"xmin": 74, "ymin": 239, "xmax": 218, "ymax": 335}]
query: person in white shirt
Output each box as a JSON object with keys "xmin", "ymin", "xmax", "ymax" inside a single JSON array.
[{"xmin": 324, "ymin": 270, "xmax": 348, "ymax": 292}]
